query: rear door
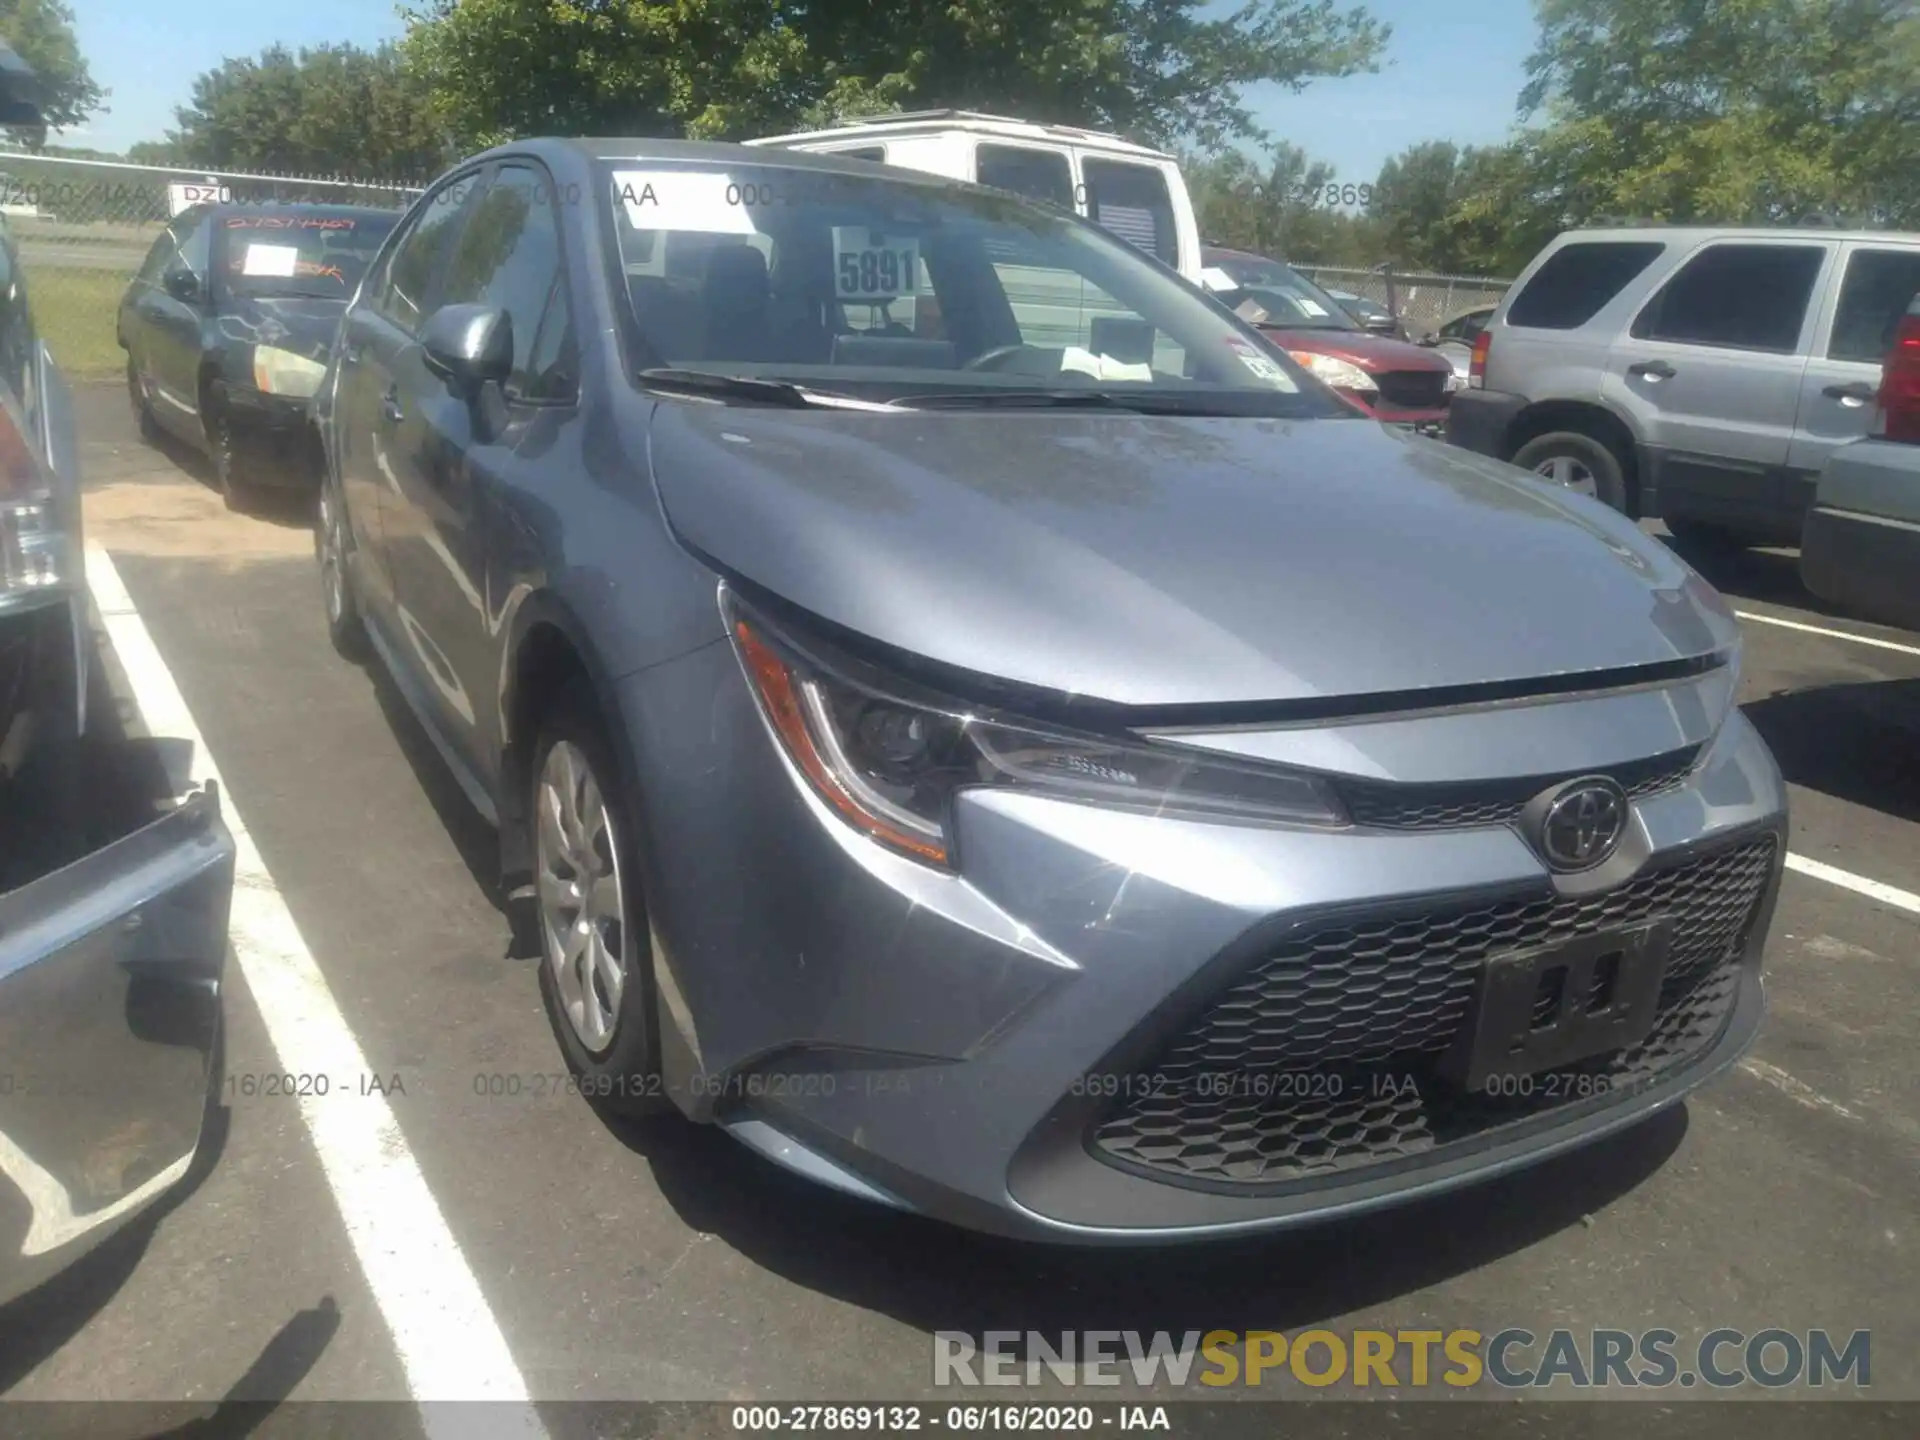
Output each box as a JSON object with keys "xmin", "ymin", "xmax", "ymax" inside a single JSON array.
[
  {"xmin": 386, "ymin": 160, "xmax": 575, "ymax": 794},
  {"xmin": 1603, "ymin": 238, "xmax": 1833, "ymax": 534},
  {"xmin": 1790, "ymin": 241, "xmax": 1920, "ymax": 473}
]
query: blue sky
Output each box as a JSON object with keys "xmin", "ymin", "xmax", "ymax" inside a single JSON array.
[{"xmin": 69, "ymin": 0, "xmax": 1539, "ymax": 182}]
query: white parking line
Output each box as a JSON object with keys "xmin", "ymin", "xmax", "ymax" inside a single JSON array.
[
  {"xmin": 1784, "ymin": 853, "xmax": 1920, "ymax": 918},
  {"xmin": 1737, "ymin": 1059, "xmax": 1865, "ymax": 1123},
  {"xmin": 86, "ymin": 547, "xmax": 547, "ymax": 1438},
  {"xmin": 1735, "ymin": 608, "xmax": 1920, "ymax": 658}
]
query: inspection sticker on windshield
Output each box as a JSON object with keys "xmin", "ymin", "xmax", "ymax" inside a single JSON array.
[
  {"xmin": 241, "ymin": 243, "xmax": 300, "ymax": 277},
  {"xmin": 832, "ymin": 227, "xmax": 920, "ymax": 301},
  {"xmin": 1226, "ymin": 337, "xmax": 1288, "ymax": 384},
  {"xmin": 1298, "ymin": 298, "xmax": 1330, "ymax": 317}
]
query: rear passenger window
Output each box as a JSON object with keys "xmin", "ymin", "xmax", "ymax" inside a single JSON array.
[
  {"xmin": 975, "ymin": 145, "xmax": 1074, "ymax": 209},
  {"xmin": 1082, "ymin": 158, "xmax": 1178, "ymax": 268},
  {"xmin": 1632, "ymin": 243, "xmax": 1826, "ymax": 354},
  {"xmin": 1828, "ymin": 248, "xmax": 1920, "ymax": 362},
  {"xmin": 1506, "ymin": 242, "xmax": 1665, "ymax": 329}
]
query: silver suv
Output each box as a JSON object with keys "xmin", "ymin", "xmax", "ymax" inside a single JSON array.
[{"xmin": 1446, "ymin": 226, "xmax": 1920, "ymax": 549}]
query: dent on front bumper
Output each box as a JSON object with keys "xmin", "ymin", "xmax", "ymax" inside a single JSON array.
[
  {"xmin": 618, "ymin": 643, "xmax": 1786, "ymax": 1243},
  {"xmin": 0, "ymin": 784, "xmax": 234, "ymax": 1306}
]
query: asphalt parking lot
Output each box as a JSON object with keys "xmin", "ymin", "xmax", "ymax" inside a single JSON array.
[{"xmin": 3, "ymin": 381, "xmax": 1917, "ymax": 1433}]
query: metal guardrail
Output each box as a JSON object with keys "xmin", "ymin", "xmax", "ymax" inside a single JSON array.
[{"xmin": 1294, "ymin": 264, "xmax": 1513, "ymax": 334}]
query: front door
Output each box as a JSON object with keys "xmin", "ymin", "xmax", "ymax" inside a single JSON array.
[{"xmin": 386, "ymin": 161, "xmax": 576, "ymax": 795}]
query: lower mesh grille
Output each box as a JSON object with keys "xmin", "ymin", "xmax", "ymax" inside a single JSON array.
[{"xmin": 1090, "ymin": 835, "xmax": 1776, "ymax": 1187}]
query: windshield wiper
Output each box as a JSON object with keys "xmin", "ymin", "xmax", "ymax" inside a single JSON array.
[
  {"xmin": 890, "ymin": 388, "xmax": 1245, "ymax": 415},
  {"xmin": 638, "ymin": 368, "xmax": 891, "ymax": 411}
]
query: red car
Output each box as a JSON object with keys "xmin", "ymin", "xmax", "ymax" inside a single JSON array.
[{"xmin": 1201, "ymin": 247, "xmax": 1456, "ymax": 431}]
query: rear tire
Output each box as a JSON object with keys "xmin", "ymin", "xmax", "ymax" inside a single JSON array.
[
  {"xmin": 315, "ymin": 480, "xmax": 368, "ymax": 662},
  {"xmin": 1511, "ymin": 430, "xmax": 1629, "ymax": 513},
  {"xmin": 529, "ymin": 685, "xmax": 670, "ymax": 1117}
]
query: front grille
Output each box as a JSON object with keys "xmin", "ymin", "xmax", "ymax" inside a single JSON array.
[
  {"xmin": 1090, "ymin": 834, "xmax": 1776, "ymax": 1188},
  {"xmin": 1374, "ymin": 370, "xmax": 1450, "ymax": 410},
  {"xmin": 1337, "ymin": 746, "xmax": 1702, "ymax": 832}
]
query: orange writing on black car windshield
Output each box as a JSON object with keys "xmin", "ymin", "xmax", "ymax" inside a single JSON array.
[{"xmin": 223, "ymin": 215, "xmax": 359, "ymax": 231}]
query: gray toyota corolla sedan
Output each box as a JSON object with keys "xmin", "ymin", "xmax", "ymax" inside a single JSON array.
[{"xmin": 313, "ymin": 137, "xmax": 1786, "ymax": 1242}]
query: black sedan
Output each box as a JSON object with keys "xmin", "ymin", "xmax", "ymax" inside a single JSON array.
[{"xmin": 118, "ymin": 203, "xmax": 397, "ymax": 507}]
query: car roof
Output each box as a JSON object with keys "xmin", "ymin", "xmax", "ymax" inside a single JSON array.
[
  {"xmin": 474, "ymin": 135, "xmax": 969, "ymax": 189},
  {"xmin": 1555, "ymin": 224, "xmax": 1920, "ymax": 246},
  {"xmin": 745, "ymin": 111, "xmax": 1174, "ymax": 161}
]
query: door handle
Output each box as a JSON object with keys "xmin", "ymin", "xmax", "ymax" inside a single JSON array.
[
  {"xmin": 1628, "ymin": 360, "xmax": 1677, "ymax": 380},
  {"xmin": 381, "ymin": 387, "xmax": 405, "ymax": 424},
  {"xmin": 1822, "ymin": 380, "xmax": 1877, "ymax": 405}
]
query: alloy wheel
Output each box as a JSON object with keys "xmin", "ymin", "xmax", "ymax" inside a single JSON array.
[
  {"xmin": 535, "ymin": 740, "xmax": 628, "ymax": 1054},
  {"xmin": 1533, "ymin": 454, "xmax": 1597, "ymax": 497}
]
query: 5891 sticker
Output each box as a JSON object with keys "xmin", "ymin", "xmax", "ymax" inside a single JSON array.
[{"xmin": 832, "ymin": 226, "xmax": 920, "ymax": 301}]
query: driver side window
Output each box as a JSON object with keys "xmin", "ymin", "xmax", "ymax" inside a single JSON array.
[{"xmin": 378, "ymin": 171, "xmax": 484, "ymax": 335}]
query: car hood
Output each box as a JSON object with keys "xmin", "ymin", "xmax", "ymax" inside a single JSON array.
[
  {"xmin": 216, "ymin": 294, "xmax": 346, "ymax": 364},
  {"xmin": 1258, "ymin": 326, "xmax": 1454, "ymax": 374},
  {"xmin": 648, "ymin": 406, "xmax": 1738, "ymax": 709}
]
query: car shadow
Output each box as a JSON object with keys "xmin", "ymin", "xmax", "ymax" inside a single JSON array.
[
  {"xmin": 1655, "ymin": 532, "xmax": 1861, "ymax": 620},
  {"xmin": 138, "ymin": 427, "xmax": 315, "ymax": 532},
  {"xmin": 1742, "ymin": 679, "xmax": 1920, "ymax": 825},
  {"xmin": 604, "ymin": 1102, "xmax": 1686, "ymax": 1342},
  {"xmin": 359, "ymin": 649, "xmax": 541, "ymax": 960}
]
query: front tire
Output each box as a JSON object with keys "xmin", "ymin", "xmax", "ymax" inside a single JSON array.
[
  {"xmin": 1511, "ymin": 430, "xmax": 1629, "ymax": 513},
  {"xmin": 205, "ymin": 389, "xmax": 256, "ymax": 512},
  {"xmin": 530, "ymin": 687, "xmax": 668, "ymax": 1116}
]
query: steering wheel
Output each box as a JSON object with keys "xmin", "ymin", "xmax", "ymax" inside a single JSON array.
[{"xmin": 962, "ymin": 343, "xmax": 1032, "ymax": 373}]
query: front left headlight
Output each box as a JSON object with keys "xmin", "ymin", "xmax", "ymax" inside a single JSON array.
[
  {"xmin": 253, "ymin": 345, "xmax": 328, "ymax": 398},
  {"xmin": 727, "ymin": 594, "xmax": 1348, "ymax": 868},
  {"xmin": 1288, "ymin": 351, "xmax": 1378, "ymax": 396}
]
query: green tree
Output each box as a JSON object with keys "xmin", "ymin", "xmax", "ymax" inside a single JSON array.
[
  {"xmin": 1511, "ymin": 0, "xmax": 1920, "ymax": 227},
  {"xmin": 401, "ymin": 0, "xmax": 1391, "ymax": 151},
  {"xmin": 156, "ymin": 43, "xmax": 453, "ymax": 181},
  {"xmin": 0, "ymin": 0, "xmax": 103, "ymax": 132}
]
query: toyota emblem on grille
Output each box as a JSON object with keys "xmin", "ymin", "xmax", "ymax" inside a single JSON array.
[{"xmin": 1534, "ymin": 778, "xmax": 1628, "ymax": 871}]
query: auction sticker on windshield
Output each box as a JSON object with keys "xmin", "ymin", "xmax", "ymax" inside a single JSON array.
[
  {"xmin": 241, "ymin": 243, "xmax": 300, "ymax": 278},
  {"xmin": 1225, "ymin": 336, "xmax": 1293, "ymax": 387},
  {"xmin": 833, "ymin": 226, "xmax": 920, "ymax": 301}
]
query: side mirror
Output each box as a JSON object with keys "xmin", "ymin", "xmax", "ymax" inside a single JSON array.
[
  {"xmin": 1415, "ymin": 333, "xmax": 1438, "ymax": 347},
  {"xmin": 421, "ymin": 303, "xmax": 512, "ymax": 391},
  {"xmin": 1363, "ymin": 314, "xmax": 1397, "ymax": 336},
  {"xmin": 163, "ymin": 268, "xmax": 200, "ymax": 302}
]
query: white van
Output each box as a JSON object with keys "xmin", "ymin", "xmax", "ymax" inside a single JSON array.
[{"xmin": 746, "ymin": 110, "xmax": 1203, "ymax": 285}]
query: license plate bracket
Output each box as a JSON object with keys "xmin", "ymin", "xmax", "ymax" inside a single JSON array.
[{"xmin": 1438, "ymin": 921, "xmax": 1672, "ymax": 1092}]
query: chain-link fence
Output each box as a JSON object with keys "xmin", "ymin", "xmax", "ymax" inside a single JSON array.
[
  {"xmin": 0, "ymin": 153, "xmax": 421, "ymax": 380},
  {"xmin": 1294, "ymin": 264, "xmax": 1513, "ymax": 337}
]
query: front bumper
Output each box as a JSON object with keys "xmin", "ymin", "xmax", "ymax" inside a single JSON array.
[
  {"xmin": 222, "ymin": 385, "xmax": 322, "ymax": 488},
  {"xmin": 617, "ymin": 644, "xmax": 1786, "ymax": 1243},
  {"xmin": 1445, "ymin": 387, "xmax": 1528, "ymax": 461}
]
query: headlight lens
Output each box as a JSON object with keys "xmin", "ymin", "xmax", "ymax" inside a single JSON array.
[
  {"xmin": 1288, "ymin": 351, "xmax": 1378, "ymax": 395},
  {"xmin": 729, "ymin": 597, "xmax": 1347, "ymax": 868},
  {"xmin": 253, "ymin": 345, "xmax": 327, "ymax": 397}
]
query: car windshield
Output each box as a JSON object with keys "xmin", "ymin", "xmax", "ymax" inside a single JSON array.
[
  {"xmin": 1215, "ymin": 278, "xmax": 1359, "ymax": 333},
  {"xmin": 602, "ymin": 159, "xmax": 1349, "ymax": 417},
  {"xmin": 216, "ymin": 212, "xmax": 397, "ymax": 299}
]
